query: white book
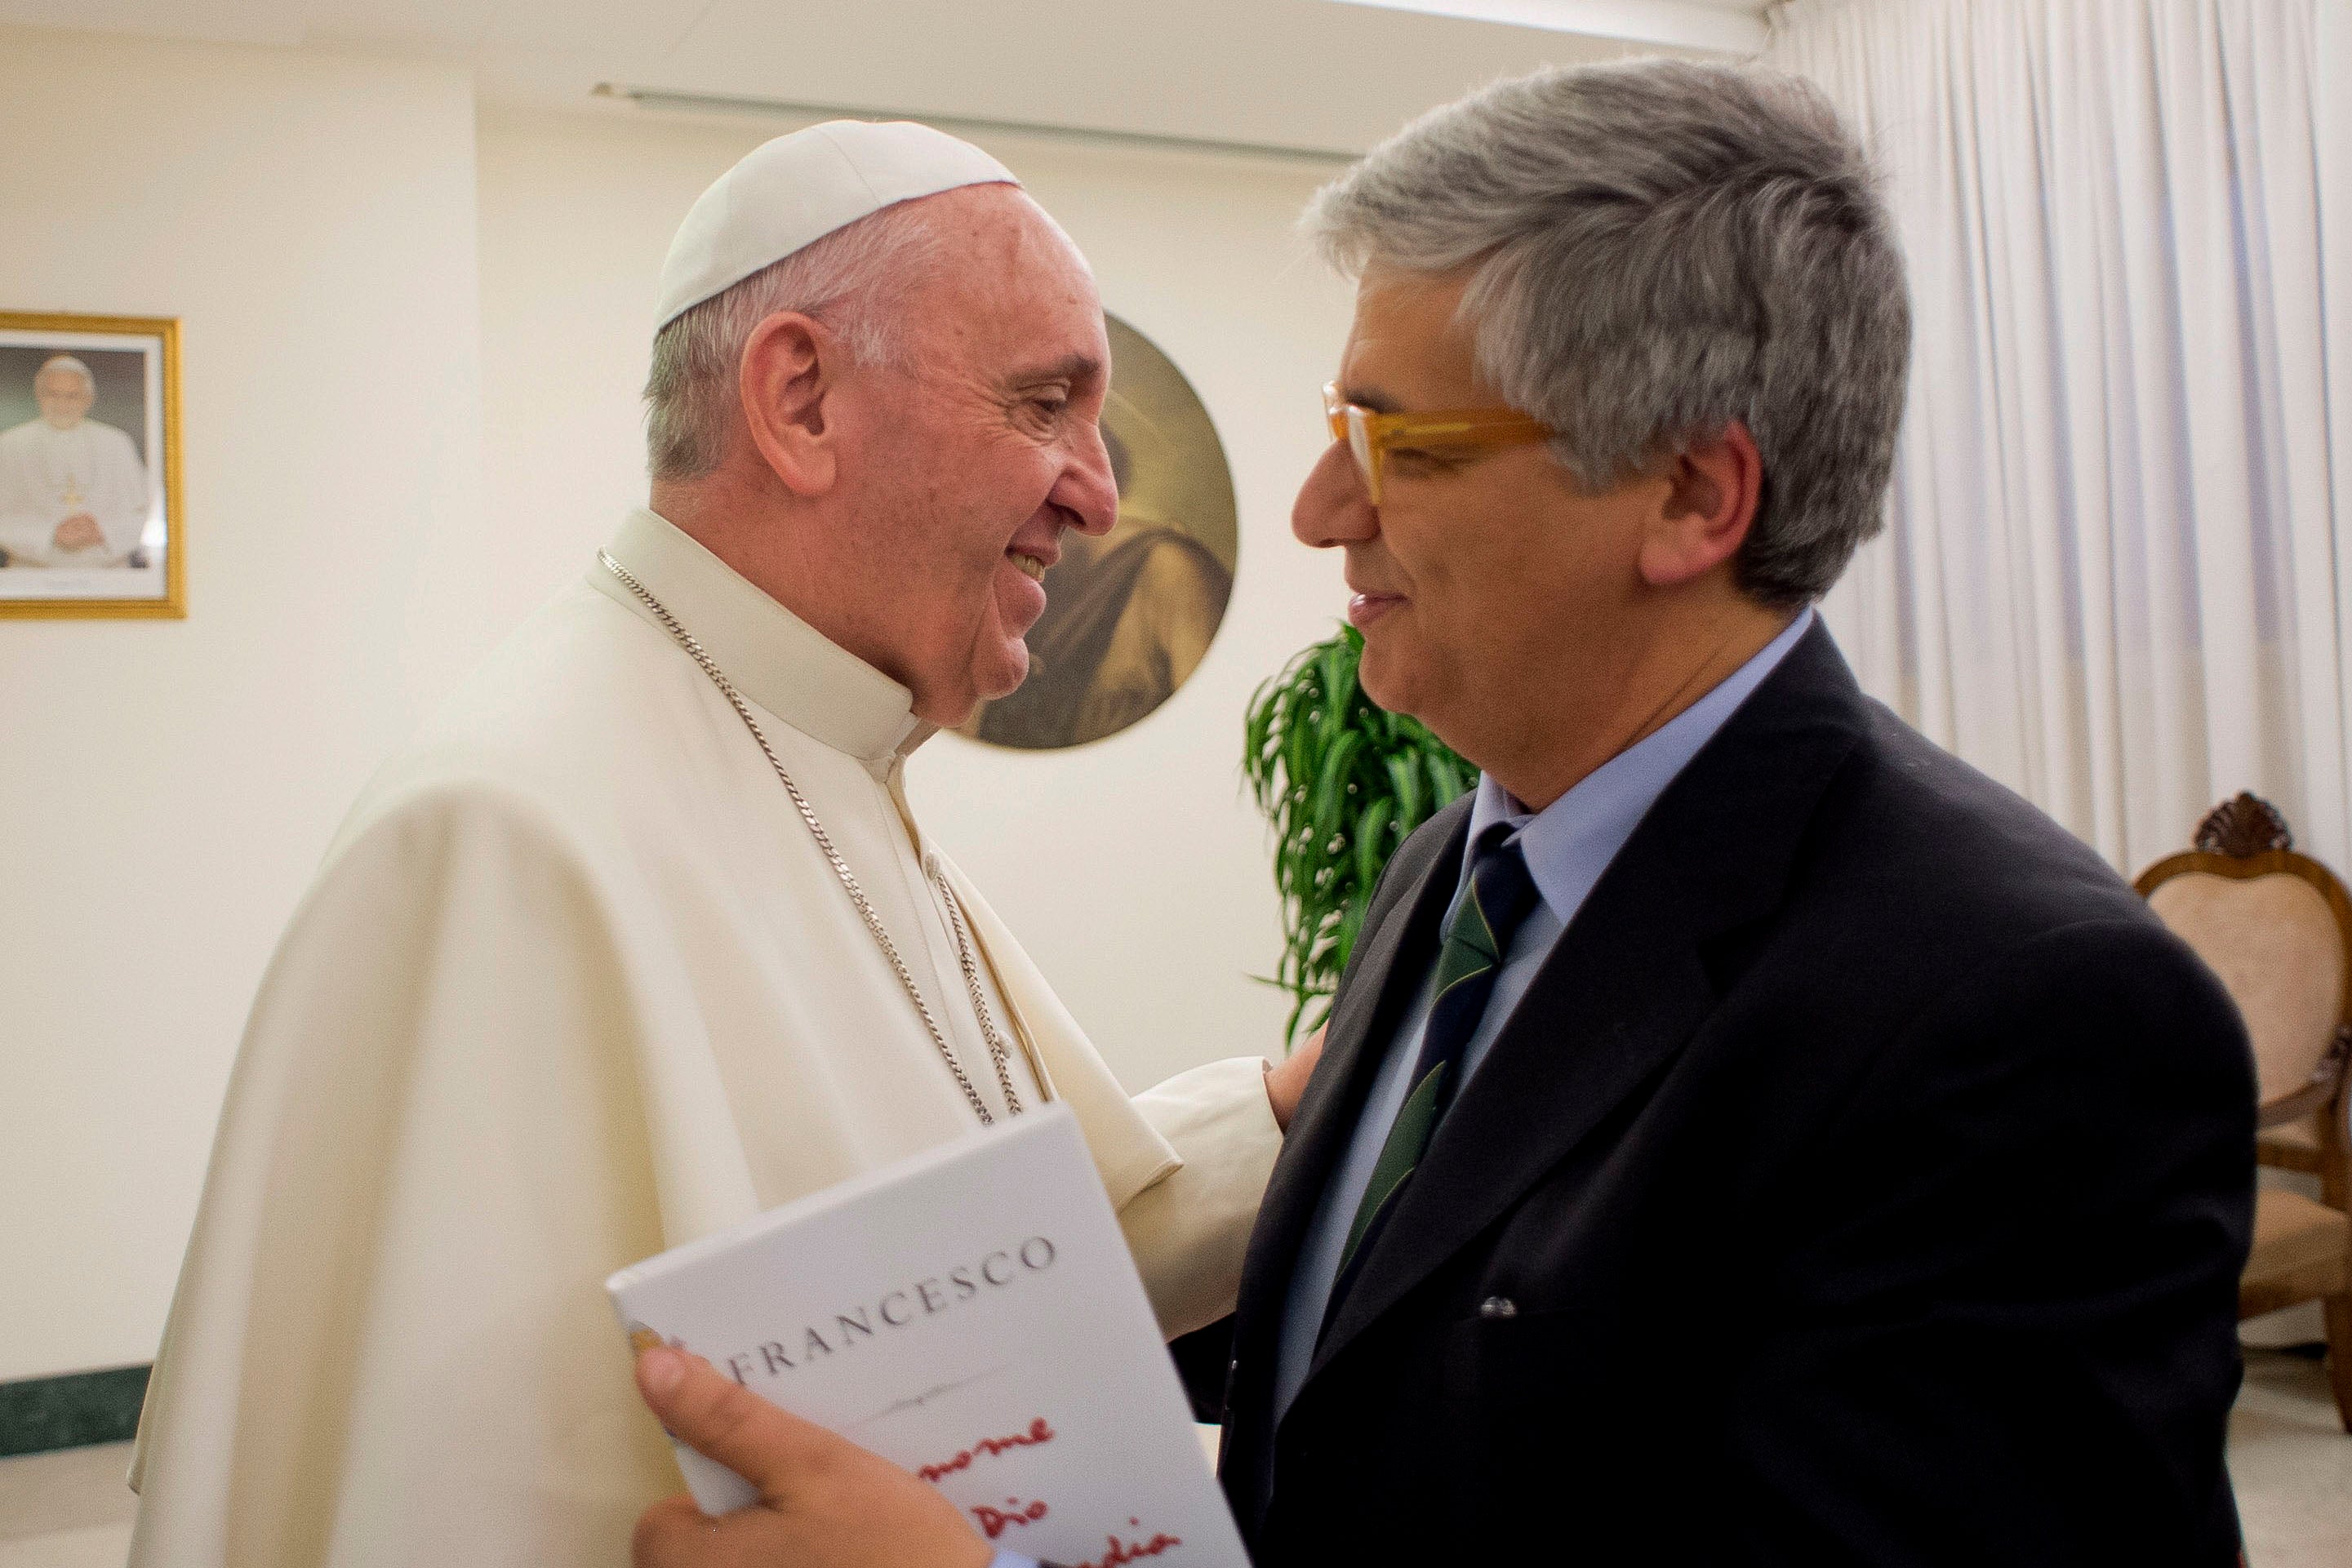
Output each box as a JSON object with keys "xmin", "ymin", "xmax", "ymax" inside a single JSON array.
[{"xmin": 607, "ymin": 1104, "xmax": 1250, "ymax": 1568}]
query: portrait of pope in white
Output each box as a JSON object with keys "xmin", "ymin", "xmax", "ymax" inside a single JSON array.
[{"xmin": 0, "ymin": 319, "xmax": 180, "ymax": 615}]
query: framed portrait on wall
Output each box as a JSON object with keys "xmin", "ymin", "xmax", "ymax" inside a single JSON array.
[{"xmin": 0, "ymin": 312, "xmax": 184, "ymax": 619}]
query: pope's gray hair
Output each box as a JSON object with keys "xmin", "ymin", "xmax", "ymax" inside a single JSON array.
[
  {"xmin": 1306, "ymin": 59, "xmax": 1910, "ymax": 606},
  {"xmin": 643, "ymin": 199, "xmax": 941, "ymax": 482}
]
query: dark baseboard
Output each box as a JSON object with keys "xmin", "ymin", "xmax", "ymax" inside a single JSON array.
[{"xmin": 0, "ymin": 1365, "xmax": 151, "ymax": 1458}]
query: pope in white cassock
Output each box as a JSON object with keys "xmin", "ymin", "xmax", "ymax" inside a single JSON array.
[
  {"xmin": 127, "ymin": 123, "xmax": 1310, "ymax": 1567},
  {"xmin": 0, "ymin": 355, "xmax": 150, "ymax": 567}
]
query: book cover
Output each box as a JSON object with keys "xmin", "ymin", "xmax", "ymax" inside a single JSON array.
[{"xmin": 607, "ymin": 1104, "xmax": 1250, "ymax": 1568}]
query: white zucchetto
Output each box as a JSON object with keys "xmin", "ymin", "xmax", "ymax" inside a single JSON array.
[{"xmin": 653, "ymin": 120, "xmax": 1020, "ymax": 331}]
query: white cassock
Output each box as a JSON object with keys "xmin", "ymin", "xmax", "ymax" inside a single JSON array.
[
  {"xmin": 127, "ymin": 507, "xmax": 1282, "ymax": 1567},
  {"xmin": 0, "ymin": 416, "xmax": 150, "ymax": 566}
]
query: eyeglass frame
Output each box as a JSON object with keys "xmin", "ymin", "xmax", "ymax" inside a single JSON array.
[{"xmin": 1323, "ymin": 381, "xmax": 1554, "ymax": 505}]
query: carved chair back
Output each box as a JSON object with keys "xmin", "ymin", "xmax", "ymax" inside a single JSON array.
[{"xmin": 2135, "ymin": 795, "xmax": 2352, "ymax": 1147}]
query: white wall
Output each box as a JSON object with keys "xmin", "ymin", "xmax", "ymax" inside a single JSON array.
[
  {"xmin": 477, "ymin": 104, "xmax": 1356, "ymax": 1093},
  {"xmin": 0, "ymin": 29, "xmax": 486, "ymax": 1384}
]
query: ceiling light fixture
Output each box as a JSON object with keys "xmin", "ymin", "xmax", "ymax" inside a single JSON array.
[
  {"xmin": 593, "ymin": 85, "xmax": 1361, "ymax": 168},
  {"xmin": 1325, "ymin": 0, "xmax": 1771, "ymax": 55}
]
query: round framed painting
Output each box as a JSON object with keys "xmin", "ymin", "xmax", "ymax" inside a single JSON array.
[{"xmin": 960, "ymin": 313, "xmax": 1236, "ymax": 750}]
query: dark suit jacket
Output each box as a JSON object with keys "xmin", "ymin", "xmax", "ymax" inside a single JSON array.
[{"xmin": 1211, "ymin": 624, "xmax": 2255, "ymax": 1566}]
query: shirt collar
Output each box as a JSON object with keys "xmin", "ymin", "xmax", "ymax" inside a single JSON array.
[
  {"xmin": 1464, "ymin": 606, "xmax": 1816, "ymax": 924},
  {"xmin": 587, "ymin": 507, "xmax": 932, "ymax": 764}
]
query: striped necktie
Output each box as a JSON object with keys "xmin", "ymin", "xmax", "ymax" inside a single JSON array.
[{"xmin": 1325, "ymin": 824, "xmax": 1539, "ymax": 1320}]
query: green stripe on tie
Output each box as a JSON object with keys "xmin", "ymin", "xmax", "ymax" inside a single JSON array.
[{"xmin": 1337, "ymin": 1058, "xmax": 1449, "ymax": 1277}]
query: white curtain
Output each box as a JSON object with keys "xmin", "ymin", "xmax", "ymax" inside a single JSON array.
[{"xmin": 1766, "ymin": 0, "xmax": 2352, "ymax": 877}]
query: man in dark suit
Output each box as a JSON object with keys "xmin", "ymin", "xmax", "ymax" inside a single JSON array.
[
  {"xmin": 625, "ymin": 58, "xmax": 2255, "ymax": 1568},
  {"xmin": 1200, "ymin": 62, "xmax": 2254, "ymax": 1566},
  {"xmin": 1214, "ymin": 620, "xmax": 2256, "ymax": 1564}
]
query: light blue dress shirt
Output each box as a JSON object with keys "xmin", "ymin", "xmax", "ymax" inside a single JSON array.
[{"xmin": 1267, "ymin": 608, "xmax": 1815, "ymax": 1424}]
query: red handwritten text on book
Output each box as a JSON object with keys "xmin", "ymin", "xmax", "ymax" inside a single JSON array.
[
  {"xmin": 916, "ymin": 1418, "xmax": 1056, "ymax": 1483},
  {"xmin": 971, "ymin": 1499, "xmax": 1050, "ymax": 1539},
  {"xmin": 1075, "ymin": 1520, "xmax": 1184, "ymax": 1567}
]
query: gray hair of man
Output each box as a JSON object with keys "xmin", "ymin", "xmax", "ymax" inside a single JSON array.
[
  {"xmin": 643, "ymin": 199, "xmax": 942, "ymax": 482},
  {"xmin": 1305, "ymin": 59, "xmax": 1910, "ymax": 607}
]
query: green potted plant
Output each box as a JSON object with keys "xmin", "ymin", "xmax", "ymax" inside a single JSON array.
[{"xmin": 1243, "ymin": 625, "xmax": 1473, "ymax": 1046}]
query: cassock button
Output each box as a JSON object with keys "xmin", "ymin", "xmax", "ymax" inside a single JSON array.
[{"xmin": 1478, "ymin": 1295, "xmax": 1518, "ymax": 1319}]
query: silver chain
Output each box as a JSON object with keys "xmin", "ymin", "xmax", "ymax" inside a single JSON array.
[{"xmin": 599, "ymin": 550, "xmax": 1023, "ymax": 1126}]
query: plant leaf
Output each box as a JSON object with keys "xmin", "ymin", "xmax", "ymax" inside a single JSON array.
[
  {"xmin": 1354, "ymin": 797, "xmax": 1394, "ymax": 894},
  {"xmin": 1426, "ymin": 747, "xmax": 1466, "ymax": 810},
  {"xmin": 1311, "ymin": 729, "xmax": 1363, "ymax": 842},
  {"xmin": 1385, "ymin": 750, "xmax": 1425, "ymax": 828}
]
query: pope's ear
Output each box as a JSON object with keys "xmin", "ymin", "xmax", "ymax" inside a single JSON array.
[{"xmin": 736, "ymin": 311, "xmax": 840, "ymax": 497}]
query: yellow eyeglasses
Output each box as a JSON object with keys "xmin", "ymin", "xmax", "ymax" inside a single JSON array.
[{"xmin": 1323, "ymin": 381, "xmax": 1554, "ymax": 505}]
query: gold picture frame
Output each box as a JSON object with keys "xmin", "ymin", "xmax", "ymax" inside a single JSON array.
[{"xmin": 0, "ymin": 312, "xmax": 185, "ymax": 620}]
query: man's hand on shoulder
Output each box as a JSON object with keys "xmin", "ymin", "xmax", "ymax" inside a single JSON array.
[
  {"xmin": 1264, "ymin": 1024, "xmax": 1325, "ymax": 1132},
  {"xmin": 632, "ymin": 1346, "xmax": 991, "ymax": 1568}
]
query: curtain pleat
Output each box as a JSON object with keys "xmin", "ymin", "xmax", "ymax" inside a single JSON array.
[{"xmin": 1772, "ymin": 0, "xmax": 2346, "ymax": 874}]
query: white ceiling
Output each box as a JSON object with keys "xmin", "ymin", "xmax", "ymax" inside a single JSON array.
[{"xmin": 0, "ymin": 0, "xmax": 1771, "ymax": 157}]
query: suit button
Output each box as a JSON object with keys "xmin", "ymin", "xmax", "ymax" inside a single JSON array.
[{"xmin": 1479, "ymin": 1295, "xmax": 1518, "ymax": 1319}]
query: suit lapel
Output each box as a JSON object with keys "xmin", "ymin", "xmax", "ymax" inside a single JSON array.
[
  {"xmin": 1234, "ymin": 802, "xmax": 1468, "ymax": 1339},
  {"xmin": 1307, "ymin": 623, "xmax": 1869, "ymax": 1379},
  {"xmin": 1225, "ymin": 799, "xmax": 1467, "ymax": 1521}
]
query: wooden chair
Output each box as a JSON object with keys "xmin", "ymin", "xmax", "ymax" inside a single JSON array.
[{"xmin": 2135, "ymin": 793, "xmax": 2352, "ymax": 1432}]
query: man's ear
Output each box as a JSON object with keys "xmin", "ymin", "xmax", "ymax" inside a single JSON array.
[
  {"xmin": 1637, "ymin": 421, "xmax": 1763, "ymax": 589},
  {"xmin": 737, "ymin": 311, "xmax": 841, "ymax": 497}
]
